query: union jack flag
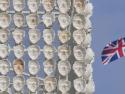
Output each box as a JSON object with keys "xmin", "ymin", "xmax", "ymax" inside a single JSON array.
[{"xmin": 102, "ymin": 37, "xmax": 125, "ymax": 65}]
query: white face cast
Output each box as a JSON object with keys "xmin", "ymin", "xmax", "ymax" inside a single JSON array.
[
  {"xmin": 28, "ymin": 45, "xmax": 40, "ymax": 60},
  {"xmin": 13, "ymin": 14, "xmax": 24, "ymax": 28},
  {"xmin": 29, "ymin": 29, "xmax": 41, "ymax": 44},
  {"xmin": 58, "ymin": 14, "xmax": 70, "ymax": 29},
  {"xmin": 26, "ymin": 14, "xmax": 38, "ymax": 29},
  {"xmin": 28, "ymin": 60, "xmax": 40, "ymax": 75},
  {"xmin": 0, "ymin": 60, "xmax": 9, "ymax": 75},
  {"xmin": 43, "ymin": 13, "xmax": 53, "ymax": 27},
  {"xmin": 0, "ymin": 13, "xmax": 10, "ymax": 28},
  {"xmin": 42, "ymin": 0, "xmax": 54, "ymax": 12},
  {"xmin": 0, "ymin": 44, "xmax": 8, "ymax": 59},
  {"xmin": 43, "ymin": 45, "xmax": 55, "ymax": 60},
  {"xmin": 73, "ymin": 29, "xmax": 86, "ymax": 44},
  {"xmin": 73, "ymin": 14, "xmax": 85, "ymax": 29},
  {"xmin": 27, "ymin": 77, "xmax": 38, "ymax": 92},
  {"xmin": 74, "ymin": 78, "xmax": 86, "ymax": 93},
  {"xmin": 43, "ymin": 29, "xmax": 54, "ymax": 45},
  {"xmin": 0, "ymin": 76, "xmax": 9, "ymax": 92},
  {"xmin": 44, "ymin": 77, "xmax": 57, "ymax": 92},
  {"xmin": 73, "ymin": 46, "xmax": 86, "ymax": 61},
  {"xmin": 58, "ymin": 45, "xmax": 71, "ymax": 60},
  {"xmin": 84, "ymin": 3, "xmax": 93, "ymax": 17},
  {"xmin": 85, "ymin": 79, "xmax": 95, "ymax": 93},
  {"xmin": 83, "ymin": 33, "xmax": 92, "ymax": 47},
  {"xmin": 57, "ymin": 0, "xmax": 71, "ymax": 13},
  {"xmin": 28, "ymin": 0, "xmax": 38, "ymax": 13},
  {"xmin": 0, "ymin": 29, "xmax": 8, "ymax": 43},
  {"xmin": 13, "ymin": 76, "xmax": 25, "ymax": 92},
  {"xmin": 58, "ymin": 80, "xmax": 71, "ymax": 93},
  {"xmin": 58, "ymin": 30, "xmax": 70, "ymax": 44},
  {"xmin": 14, "ymin": 45, "xmax": 24, "ymax": 59},
  {"xmin": 58, "ymin": 61, "xmax": 71, "ymax": 76},
  {"xmin": 13, "ymin": 0, "xmax": 24, "ymax": 12},
  {"xmin": 43, "ymin": 60, "xmax": 55, "ymax": 76},
  {"xmin": 0, "ymin": 0, "xmax": 9, "ymax": 11}
]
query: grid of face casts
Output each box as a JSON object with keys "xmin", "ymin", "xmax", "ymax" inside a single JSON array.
[{"xmin": 0, "ymin": 0, "xmax": 94, "ymax": 94}]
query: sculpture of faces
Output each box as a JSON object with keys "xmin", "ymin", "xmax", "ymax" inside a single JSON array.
[
  {"xmin": 0, "ymin": 0, "xmax": 9, "ymax": 11},
  {"xmin": 58, "ymin": 60, "xmax": 71, "ymax": 76},
  {"xmin": 84, "ymin": 3, "xmax": 93, "ymax": 18},
  {"xmin": 73, "ymin": 29, "xmax": 86, "ymax": 44},
  {"xmin": 26, "ymin": 14, "xmax": 38, "ymax": 29},
  {"xmin": 58, "ymin": 30, "xmax": 71, "ymax": 44},
  {"xmin": 13, "ymin": 14, "xmax": 24, "ymax": 28},
  {"xmin": 29, "ymin": 29, "xmax": 41, "ymax": 44},
  {"xmin": 0, "ymin": 76, "xmax": 9, "ymax": 92},
  {"xmin": 13, "ymin": 76, "xmax": 25, "ymax": 92},
  {"xmin": 0, "ymin": 29, "xmax": 8, "ymax": 43},
  {"xmin": 74, "ymin": 0, "xmax": 85, "ymax": 14},
  {"xmin": 0, "ymin": 44, "xmax": 8, "ymax": 59},
  {"xmin": 57, "ymin": 0, "xmax": 71, "ymax": 13},
  {"xmin": 0, "ymin": 13, "xmax": 10, "ymax": 28},
  {"xmin": 85, "ymin": 79, "xmax": 95, "ymax": 93},
  {"xmin": 43, "ymin": 60, "xmax": 55, "ymax": 76},
  {"xmin": 43, "ymin": 29, "xmax": 55, "ymax": 45},
  {"xmin": 44, "ymin": 77, "xmax": 57, "ymax": 92},
  {"xmin": 28, "ymin": 0, "xmax": 38, "ymax": 13},
  {"xmin": 58, "ymin": 45, "xmax": 71, "ymax": 60},
  {"xmin": 58, "ymin": 79, "xmax": 71, "ymax": 93},
  {"xmin": 43, "ymin": 45, "xmax": 55, "ymax": 60},
  {"xmin": 13, "ymin": 0, "xmax": 24, "ymax": 12},
  {"xmin": 73, "ymin": 46, "xmax": 86, "ymax": 61},
  {"xmin": 0, "ymin": 60, "xmax": 9, "ymax": 75},
  {"xmin": 73, "ymin": 14, "xmax": 85, "ymax": 29},
  {"xmin": 13, "ymin": 59, "xmax": 24, "ymax": 75},
  {"xmin": 43, "ymin": 13, "xmax": 54, "ymax": 27},
  {"xmin": 27, "ymin": 77, "xmax": 39, "ymax": 92},
  {"xmin": 74, "ymin": 78, "xmax": 86, "ymax": 93},
  {"xmin": 83, "ymin": 33, "xmax": 92, "ymax": 47},
  {"xmin": 58, "ymin": 14, "xmax": 70, "ymax": 29},
  {"xmin": 42, "ymin": 0, "xmax": 54, "ymax": 12},
  {"xmin": 12, "ymin": 29, "xmax": 24, "ymax": 44},
  {"xmin": 28, "ymin": 45, "xmax": 40, "ymax": 60},
  {"xmin": 14, "ymin": 45, "xmax": 24, "ymax": 59},
  {"xmin": 28, "ymin": 60, "xmax": 40, "ymax": 75}
]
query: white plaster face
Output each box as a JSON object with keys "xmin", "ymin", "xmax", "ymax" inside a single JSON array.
[
  {"xmin": 28, "ymin": 60, "xmax": 40, "ymax": 75},
  {"xmin": 74, "ymin": 78, "xmax": 86, "ymax": 93},
  {"xmin": 84, "ymin": 3, "xmax": 93, "ymax": 17},
  {"xmin": 73, "ymin": 14, "xmax": 85, "ymax": 29},
  {"xmin": 43, "ymin": 29, "xmax": 54, "ymax": 45},
  {"xmin": 0, "ymin": 76, "xmax": 9, "ymax": 92},
  {"xmin": 57, "ymin": 0, "xmax": 71, "ymax": 13},
  {"xmin": 13, "ymin": 14, "xmax": 24, "ymax": 28},
  {"xmin": 58, "ymin": 30, "xmax": 70, "ymax": 44},
  {"xmin": 0, "ymin": 60, "xmax": 9, "ymax": 75},
  {"xmin": 14, "ymin": 45, "xmax": 24, "ymax": 59},
  {"xmin": 58, "ymin": 14, "xmax": 70, "ymax": 29},
  {"xmin": 73, "ymin": 46, "xmax": 86, "ymax": 61},
  {"xmin": 13, "ymin": 0, "xmax": 24, "ymax": 12},
  {"xmin": 12, "ymin": 29, "xmax": 24, "ymax": 44},
  {"xmin": 42, "ymin": 0, "xmax": 54, "ymax": 12},
  {"xmin": 73, "ymin": 29, "xmax": 86, "ymax": 44},
  {"xmin": 0, "ymin": 0, "xmax": 9, "ymax": 11},
  {"xmin": 0, "ymin": 13, "xmax": 10, "ymax": 28},
  {"xmin": 26, "ymin": 14, "xmax": 38, "ymax": 29},
  {"xmin": 29, "ymin": 29, "xmax": 41, "ymax": 44},
  {"xmin": 0, "ymin": 29, "xmax": 8, "ymax": 43},
  {"xmin": 43, "ymin": 60, "xmax": 55, "ymax": 76},
  {"xmin": 58, "ymin": 45, "xmax": 71, "ymax": 60},
  {"xmin": 43, "ymin": 45, "xmax": 55, "ymax": 60},
  {"xmin": 85, "ymin": 79, "xmax": 95, "ymax": 93},
  {"xmin": 43, "ymin": 13, "xmax": 53, "ymax": 27},
  {"xmin": 0, "ymin": 44, "xmax": 8, "ymax": 59},
  {"xmin": 13, "ymin": 76, "xmax": 25, "ymax": 92},
  {"xmin": 27, "ymin": 77, "xmax": 38, "ymax": 92},
  {"xmin": 58, "ymin": 80, "xmax": 71, "ymax": 93},
  {"xmin": 28, "ymin": 0, "xmax": 38, "ymax": 13},
  {"xmin": 83, "ymin": 33, "xmax": 92, "ymax": 47},
  {"xmin": 28, "ymin": 45, "xmax": 40, "ymax": 60},
  {"xmin": 44, "ymin": 77, "xmax": 57, "ymax": 92},
  {"xmin": 58, "ymin": 60, "xmax": 71, "ymax": 76}
]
